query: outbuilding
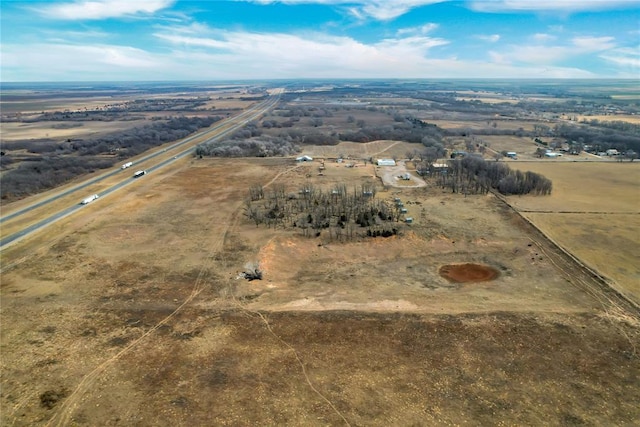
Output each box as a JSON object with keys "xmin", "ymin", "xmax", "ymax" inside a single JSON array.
[
  {"xmin": 296, "ymin": 155, "xmax": 313, "ymax": 162},
  {"xmin": 376, "ymin": 159, "xmax": 396, "ymax": 166}
]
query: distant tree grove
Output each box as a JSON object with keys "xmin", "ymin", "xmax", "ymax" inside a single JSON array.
[{"xmin": 419, "ymin": 155, "xmax": 552, "ymax": 196}]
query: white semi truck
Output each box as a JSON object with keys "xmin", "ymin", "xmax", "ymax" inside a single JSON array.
[
  {"xmin": 81, "ymin": 194, "xmax": 99, "ymax": 205},
  {"xmin": 121, "ymin": 161, "xmax": 133, "ymax": 169},
  {"xmin": 133, "ymin": 170, "xmax": 147, "ymax": 178}
]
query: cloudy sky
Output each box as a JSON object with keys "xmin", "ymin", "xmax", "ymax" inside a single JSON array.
[{"xmin": 1, "ymin": 0, "xmax": 639, "ymax": 81}]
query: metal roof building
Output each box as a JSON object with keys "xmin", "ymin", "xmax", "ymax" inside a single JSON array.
[{"xmin": 376, "ymin": 159, "xmax": 396, "ymax": 166}]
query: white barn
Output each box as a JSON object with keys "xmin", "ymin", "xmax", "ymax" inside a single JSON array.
[
  {"xmin": 544, "ymin": 152, "xmax": 562, "ymax": 158},
  {"xmin": 376, "ymin": 159, "xmax": 396, "ymax": 166}
]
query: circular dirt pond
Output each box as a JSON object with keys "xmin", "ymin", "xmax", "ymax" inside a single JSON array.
[{"xmin": 439, "ymin": 263, "xmax": 499, "ymax": 283}]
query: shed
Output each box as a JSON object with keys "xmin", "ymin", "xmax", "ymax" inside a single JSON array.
[
  {"xmin": 544, "ymin": 152, "xmax": 562, "ymax": 158},
  {"xmin": 376, "ymin": 159, "xmax": 396, "ymax": 166},
  {"xmin": 296, "ymin": 155, "xmax": 313, "ymax": 162}
]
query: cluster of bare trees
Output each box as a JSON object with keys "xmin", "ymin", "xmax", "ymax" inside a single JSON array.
[
  {"xmin": 1, "ymin": 115, "xmax": 223, "ymax": 200},
  {"xmin": 554, "ymin": 122, "xmax": 640, "ymax": 154},
  {"xmin": 1, "ymin": 98, "xmax": 213, "ymax": 124},
  {"xmin": 1, "ymin": 156, "xmax": 113, "ymax": 199},
  {"xmin": 195, "ymin": 135, "xmax": 301, "ymax": 157},
  {"xmin": 273, "ymin": 105, "xmax": 335, "ymax": 118},
  {"xmin": 424, "ymin": 156, "xmax": 552, "ymax": 196},
  {"xmin": 338, "ymin": 117, "xmax": 443, "ymax": 144},
  {"xmin": 3, "ymin": 116, "xmax": 223, "ymax": 157},
  {"xmin": 244, "ymin": 182, "xmax": 402, "ymax": 241}
]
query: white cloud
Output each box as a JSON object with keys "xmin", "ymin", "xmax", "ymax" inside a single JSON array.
[
  {"xmin": 469, "ymin": 0, "xmax": 639, "ymax": 13},
  {"xmin": 1, "ymin": 43, "xmax": 160, "ymax": 81},
  {"xmin": 475, "ymin": 34, "xmax": 501, "ymax": 43},
  {"xmin": 3, "ymin": 26, "xmax": 625, "ymax": 81},
  {"xmin": 154, "ymin": 27, "xmax": 449, "ymax": 73},
  {"xmin": 600, "ymin": 46, "xmax": 640, "ymax": 69},
  {"xmin": 488, "ymin": 51, "xmax": 509, "ymax": 64},
  {"xmin": 572, "ymin": 36, "xmax": 616, "ymax": 51},
  {"xmin": 497, "ymin": 35, "xmax": 617, "ymax": 65},
  {"xmin": 238, "ymin": 0, "xmax": 447, "ymax": 20},
  {"xmin": 39, "ymin": 0, "xmax": 174, "ymax": 20},
  {"xmin": 532, "ymin": 33, "xmax": 556, "ymax": 42},
  {"xmin": 396, "ymin": 23, "xmax": 439, "ymax": 36},
  {"xmin": 356, "ymin": 0, "xmax": 446, "ymax": 20}
]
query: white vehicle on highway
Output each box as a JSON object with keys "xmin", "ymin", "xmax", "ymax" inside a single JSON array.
[
  {"xmin": 121, "ymin": 161, "xmax": 133, "ymax": 169},
  {"xmin": 80, "ymin": 194, "xmax": 99, "ymax": 205},
  {"xmin": 133, "ymin": 170, "xmax": 147, "ymax": 178}
]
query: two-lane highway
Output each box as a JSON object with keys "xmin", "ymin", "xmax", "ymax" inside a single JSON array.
[{"xmin": 0, "ymin": 90, "xmax": 282, "ymax": 250}]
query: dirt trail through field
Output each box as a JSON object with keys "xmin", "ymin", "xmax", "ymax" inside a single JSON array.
[
  {"xmin": 45, "ymin": 220, "xmax": 227, "ymax": 427},
  {"xmin": 44, "ymin": 163, "xmax": 305, "ymax": 427},
  {"xmin": 226, "ymin": 163, "xmax": 351, "ymax": 425}
]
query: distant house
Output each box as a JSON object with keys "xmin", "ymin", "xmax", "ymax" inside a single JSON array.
[
  {"xmin": 606, "ymin": 149, "xmax": 619, "ymax": 156},
  {"xmin": 296, "ymin": 155, "xmax": 313, "ymax": 162},
  {"xmin": 376, "ymin": 159, "xmax": 396, "ymax": 166},
  {"xmin": 544, "ymin": 152, "xmax": 562, "ymax": 158}
]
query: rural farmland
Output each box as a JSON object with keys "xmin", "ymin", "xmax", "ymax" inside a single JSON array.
[{"xmin": 1, "ymin": 80, "xmax": 639, "ymax": 426}]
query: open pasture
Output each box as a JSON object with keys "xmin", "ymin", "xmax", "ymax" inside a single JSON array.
[
  {"xmin": 508, "ymin": 161, "xmax": 640, "ymax": 302},
  {"xmin": 2, "ymin": 151, "xmax": 638, "ymax": 426},
  {"xmin": 426, "ymin": 119, "xmax": 541, "ymax": 132},
  {"xmin": 0, "ymin": 120, "xmax": 140, "ymax": 141},
  {"xmin": 300, "ymin": 140, "xmax": 420, "ymax": 160},
  {"xmin": 577, "ymin": 114, "xmax": 640, "ymax": 124}
]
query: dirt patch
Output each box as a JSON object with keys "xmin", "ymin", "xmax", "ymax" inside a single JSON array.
[{"xmin": 439, "ymin": 263, "xmax": 500, "ymax": 283}]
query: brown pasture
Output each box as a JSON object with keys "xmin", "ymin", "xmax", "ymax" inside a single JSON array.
[
  {"xmin": 508, "ymin": 161, "xmax": 640, "ymax": 303},
  {"xmin": 2, "ymin": 145, "xmax": 638, "ymax": 426}
]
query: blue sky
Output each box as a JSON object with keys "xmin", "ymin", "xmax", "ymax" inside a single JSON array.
[{"xmin": 1, "ymin": 0, "xmax": 639, "ymax": 81}]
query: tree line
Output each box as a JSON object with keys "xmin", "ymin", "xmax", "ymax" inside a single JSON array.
[
  {"xmin": 1, "ymin": 156, "xmax": 114, "ymax": 199},
  {"xmin": 553, "ymin": 122, "xmax": 640, "ymax": 153},
  {"xmin": 1, "ymin": 115, "xmax": 223, "ymax": 200},
  {"xmin": 418, "ymin": 155, "xmax": 552, "ymax": 196},
  {"xmin": 4, "ymin": 116, "xmax": 222, "ymax": 158}
]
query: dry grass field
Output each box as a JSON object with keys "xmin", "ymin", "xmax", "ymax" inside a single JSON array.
[
  {"xmin": 508, "ymin": 161, "xmax": 640, "ymax": 303},
  {"xmin": 576, "ymin": 114, "xmax": 640, "ymax": 124},
  {"xmin": 0, "ymin": 121, "xmax": 139, "ymax": 141},
  {"xmin": 426, "ymin": 119, "xmax": 540, "ymax": 132},
  {"xmin": 2, "ymin": 148, "xmax": 639, "ymax": 426},
  {"xmin": 0, "ymin": 89, "xmax": 251, "ymax": 115},
  {"xmin": 301, "ymin": 140, "xmax": 418, "ymax": 160}
]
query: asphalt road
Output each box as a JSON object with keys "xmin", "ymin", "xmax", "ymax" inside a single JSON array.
[{"xmin": 0, "ymin": 91, "xmax": 281, "ymax": 250}]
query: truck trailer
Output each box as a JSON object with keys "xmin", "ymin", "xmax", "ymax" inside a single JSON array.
[
  {"xmin": 121, "ymin": 161, "xmax": 133, "ymax": 169},
  {"xmin": 133, "ymin": 170, "xmax": 147, "ymax": 178},
  {"xmin": 81, "ymin": 194, "xmax": 99, "ymax": 205}
]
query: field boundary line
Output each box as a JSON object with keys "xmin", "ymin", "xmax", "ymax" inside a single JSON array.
[
  {"xmin": 517, "ymin": 210, "xmax": 640, "ymax": 215},
  {"xmin": 491, "ymin": 190, "xmax": 639, "ymax": 317}
]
